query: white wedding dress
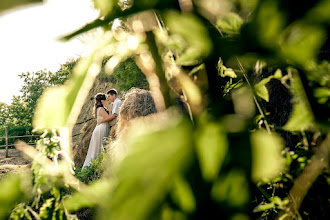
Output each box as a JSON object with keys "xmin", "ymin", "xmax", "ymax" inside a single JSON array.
[{"xmin": 82, "ymin": 107, "xmax": 110, "ymax": 169}]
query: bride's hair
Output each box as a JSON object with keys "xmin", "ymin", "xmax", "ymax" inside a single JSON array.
[{"xmin": 94, "ymin": 93, "xmax": 109, "ymax": 117}]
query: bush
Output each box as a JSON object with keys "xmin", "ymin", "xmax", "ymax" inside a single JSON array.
[
  {"xmin": 99, "ymin": 57, "xmax": 149, "ymax": 92},
  {"xmin": 74, "ymin": 149, "xmax": 107, "ymax": 185}
]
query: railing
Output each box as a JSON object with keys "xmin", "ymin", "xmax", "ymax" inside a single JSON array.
[
  {"xmin": 0, "ymin": 118, "xmax": 95, "ymax": 158},
  {"xmin": 0, "ymin": 127, "xmax": 41, "ymax": 158}
]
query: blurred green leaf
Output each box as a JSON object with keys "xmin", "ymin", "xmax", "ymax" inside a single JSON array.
[
  {"xmin": 64, "ymin": 180, "xmax": 113, "ymax": 211},
  {"xmin": 211, "ymin": 169, "xmax": 249, "ymax": 207},
  {"xmin": 61, "ymin": 18, "xmax": 109, "ymax": 41},
  {"xmin": 231, "ymin": 86, "xmax": 255, "ymax": 119},
  {"xmin": 280, "ymin": 24, "xmax": 325, "ymax": 66},
  {"xmin": 216, "ymin": 12, "xmax": 243, "ymax": 34},
  {"xmin": 64, "ymin": 192, "xmax": 92, "ymax": 211},
  {"xmin": 251, "ymin": 0, "xmax": 286, "ymax": 49},
  {"xmin": 314, "ymin": 87, "xmax": 330, "ymax": 104},
  {"xmin": 250, "ymin": 130, "xmax": 285, "ymax": 183},
  {"xmin": 33, "ymin": 53, "xmax": 97, "ymax": 131},
  {"xmin": 103, "ymin": 117, "xmax": 194, "ymax": 220},
  {"xmin": 0, "ymin": 173, "xmax": 32, "ymax": 220},
  {"xmin": 305, "ymin": 0, "xmax": 330, "ymax": 23},
  {"xmin": 170, "ymin": 175, "xmax": 196, "ymax": 213},
  {"xmin": 164, "ymin": 11, "xmax": 212, "ymax": 65},
  {"xmin": 284, "ymin": 71, "xmax": 314, "ymax": 131},
  {"xmin": 0, "ymin": 0, "xmax": 42, "ymax": 14},
  {"xmin": 196, "ymin": 118, "xmax": 228, "ymax": 181},
  {"xmin": 306, "ymin": 61, "xmax": 330, "ymax": 87},
  {"xmin": 134, "ymin": 0, "xmax": 159, "ymax": 9},
  {"xmin": 93, "ymin": 0, "xmax": 118, "ymax": 17}
]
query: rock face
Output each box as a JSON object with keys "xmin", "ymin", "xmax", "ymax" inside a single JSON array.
[{"xmin": 72, "ymin": 79, "xmax": 112, "ymax": 167}]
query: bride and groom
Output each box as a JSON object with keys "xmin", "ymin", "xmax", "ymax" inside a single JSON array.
[{"xmin": 82, "ymin": 89, "xmax": 122, "ymax": 169}]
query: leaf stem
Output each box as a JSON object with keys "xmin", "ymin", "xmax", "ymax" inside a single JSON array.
[{"xmin": 236, "ymin": 57, "xmax": 272, "ymax": 134}]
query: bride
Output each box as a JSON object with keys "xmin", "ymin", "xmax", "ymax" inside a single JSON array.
[{"xmin": 82, "ymin": 93, "xmax": 110, "ymax": 169}]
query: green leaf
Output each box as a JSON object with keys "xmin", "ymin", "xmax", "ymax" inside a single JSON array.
[
  {"xmin": 64, "ymin": 180, "xmax": 113, "ymax": 211},
  {"xmin": 33, "ymin": 53, "xmax": 97, "ymax": 131},
  {"xmin": 93, "ymin": 0, "xmax": 118, "ymax": 17},
  {"xmin": 255, "ymin": 81, "xmax": 270, "ymax": 102},
  {"xmin": 103, "ymin": 117, "xmax": 194, "ymax": 220},
  {"xmin": 0, "ymin": 0, "xmax": 42, "ymax": 14},
  {"xmin": 248, "ymin": 0, "xmax": 286, "ymax": 49},
  {"xmin": 314, "ymin": 87, "xmax": 330, "ymax": 104},
  {"xmin": 284, "ymin": 71, "xmax": 314, "ymax": 131},
  {"xmin": 218, "ymin": 58, "xmax": 237, "ymax": 78},
  {"xmin": 250, "ymin": 130, "xmax": 285, "ymax": 183},
  {"xmin": 0, "ymin": 173, "xmax": 32, "ymax": 220},
  {"xmin": 196, "ymin": 118, "xmax": 228, "ymax": 181},
  {"xmin": 254, "ymin": 69, "xmax": 282, "ymax": 102},
  {"xmin": 280, "ymin": 24, "xmax": 326, "ymax": 66},
  {"xmin": 9, "ymin": 203, "xmax": 32, "ymax": 220},
  {"xmin": 211, "ymin": 169, "xmax": 249, "ymax": 207},
  {"xmin": 253, "ymin": 202, "xmax": 276, "ymax": 212},
  {"xmin": 216, "ymin": 12, "xmax": 243, "ymax": 34},
  {"xmin": 170, "ymin": 175, "xmax": 196, "ymax": 213},
  {"xmin": 39, "ymin": 198, "xmax": 56, "ymax": 220},
  {"xmin": 253, "ymin": 196, "xmax": 289, "ymax": 212},
  {"xmin": 273, "ymin": 69, "xmax": 282, "ymax": 79},
  {"xmin": 61, "ymin": 18, "xmax": 110, "ymax": 41},
  {"xmin": 305, "ymin": 0, "xmax": 330, "ymax": 23},
  {"xmin": 134, "ymin": 0, "xmax": 159, "ymax": 9},
  {"xmin": 164, "ymin": 11, "xmax": 212, "ymax": 65}
]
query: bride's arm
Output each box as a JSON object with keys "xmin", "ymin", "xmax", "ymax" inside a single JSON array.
[
  {"xmin": 98, "ymin": 108, "xmax": 109, "ymax": 121},
  {"xmin": 98, "ymin": 111, "xmax": 117, "ymax": 125}
]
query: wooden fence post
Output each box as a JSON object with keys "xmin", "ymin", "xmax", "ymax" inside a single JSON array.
[{"xmin": 5, "ymin": 126, "xmax": 8, "ymax": 158}]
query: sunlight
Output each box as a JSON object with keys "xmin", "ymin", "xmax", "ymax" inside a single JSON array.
[{"xmin": 127, "ymin": 35, "xmax": 139, "ymax": 50}]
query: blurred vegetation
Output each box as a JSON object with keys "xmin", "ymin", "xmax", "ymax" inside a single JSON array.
[
  {"xmin": 0, "ymin": 0, "xmax": 329, "ymax": 220},
  {"xmin": 99, "ymin": 57, "xmax": 149, "ymax": 92}
]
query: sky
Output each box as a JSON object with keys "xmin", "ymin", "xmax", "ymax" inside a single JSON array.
[{"xmin": 0, "ymin": 0, "xmax": 98, "ymax": 104}]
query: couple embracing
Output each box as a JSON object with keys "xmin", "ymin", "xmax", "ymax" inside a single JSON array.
[{"xmin": 82, "ymin": 89, "xmax": 122, "ymax": 169}]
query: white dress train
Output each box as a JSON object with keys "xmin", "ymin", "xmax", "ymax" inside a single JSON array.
[{"xmin": 82, "ymin": 107, "xmax": 110, "ymax": 169}]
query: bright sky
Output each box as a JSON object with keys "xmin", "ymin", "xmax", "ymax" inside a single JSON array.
[{"xmin": 0, "ymin": 0, "xmax": 98, "ymax": 104}]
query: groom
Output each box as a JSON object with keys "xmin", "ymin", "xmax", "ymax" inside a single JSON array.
[{"xmin": 97, "ymin": 88, "xmax": 122, "ymax": 126}]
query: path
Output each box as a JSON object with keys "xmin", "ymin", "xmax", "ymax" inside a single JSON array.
[{"xmin": 0, "ymin": 148, "xmax": 31, "ymax": 179}]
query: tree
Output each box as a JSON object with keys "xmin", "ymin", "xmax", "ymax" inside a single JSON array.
[
  {"xmin": 99, "ymin": 57, "xmax": 149, "ymax": 91},
  {"xmin": 18, "ymin": 59, "xmax": 76, "ymax": 125}
]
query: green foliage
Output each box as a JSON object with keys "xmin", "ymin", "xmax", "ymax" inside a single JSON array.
[
  {"xmin": 216, "ymin": 12, "xmax": 243, "ymax": 35},
  {"xmin": 254, "ymin": 69, "xmax": 282, "ymax": 102},
  {"xmin": 2, "ymin": 0, "xmax": 330, "ymax": 220},
  {"xmin": 99, "ymin": 57, "xmax": 149, "ymax": 92},
  {"xmin": 163, "ymin": 11, "xmax": 212, "ymax": 65},
  {"xmin": 75, "ymin": 149, "xmax": 107, "ymax": 185},
  {"xmin": 0, "ymin": 173, "xmax": 32, "ymax": 220},
  {"xmin": 6, "ymin": 130, "xmax": 78, "ymax": 220},
  {"xmin": 195, "ymin": 116, "xmax": 228, "ymax": 181}
]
